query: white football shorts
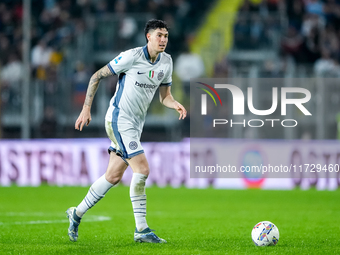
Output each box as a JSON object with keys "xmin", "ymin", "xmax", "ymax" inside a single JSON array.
[{"xmin": 105, "ymin": 120, "xmax": 144, "ymax": 162}]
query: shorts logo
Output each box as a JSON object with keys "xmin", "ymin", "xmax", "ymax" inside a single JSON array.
[
  {"xmin": 129, "ymin": 141, "xmax": 138, "ymax": 150},
  {"xmin": 158, "ymin": 70, "xmax": 164, "ymax": 81}
]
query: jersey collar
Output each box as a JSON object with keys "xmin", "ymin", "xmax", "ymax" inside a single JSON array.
[{"xmin": 143, "ymin": 45, "xmax": 161, "ymax": 65}]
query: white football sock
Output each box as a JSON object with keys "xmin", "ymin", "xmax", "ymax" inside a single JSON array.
[
  {"xmin": 76, "ymin": 174, "xmax": 114, "ymax": 218},
  {"xmin": 130, "ymin": 173, "xmax": 148, "ymax": 231}
]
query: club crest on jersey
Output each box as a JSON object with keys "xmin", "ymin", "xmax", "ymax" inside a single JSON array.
[
  {"xmin": 129, "ymin": 141, "xmax": 138, "ymax": 150},
  {"xmin": 158, "ymin": 70, "xmax": 164, "ymax": 81}
]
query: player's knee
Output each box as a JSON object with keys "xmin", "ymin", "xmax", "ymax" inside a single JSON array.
[
  {"xmin": 105, "ymin": 173, "xmax": 122, "ymax": 185},
  {"xmin": 143, "ymin": 168, "xmax": 150, "ymax": 176},
  {"xmin": 136, "ymin": 167, "xmax": 149, "ymax": 176}
]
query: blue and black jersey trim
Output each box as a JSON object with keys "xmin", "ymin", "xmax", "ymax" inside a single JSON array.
[
  {"xmin": 160, "ymin": 82, "xmax": 172, "ymax": 86},
  {"xmin": 107, "ymin": 63, "xmax": 116, "ymax": 75},
  {"xmin": 110, "ymin": 73, "xmax": 130, "ymax": 162},
  {"xmin": 108, "ymin": 146, "xmax": 129, "ymax": 165},
  {"xmin": 143, "ymin": 45, "xmax": 161, "ymax": 65},
  {"xmin": 108, "ymin": 145, "xmax": 144, "ymax": 161},
  {"xmin": 127, "ymin": 150, "xmax": 144, "ymax": 158}
]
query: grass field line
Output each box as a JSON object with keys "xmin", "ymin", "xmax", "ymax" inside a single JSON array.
[
  {"xmin": 0, "ymin": 212, "xmax": 67, "ymax": 216},
  {"xmin": 0, "ymin": 213, "xmax": 111, "ymax": 225}
]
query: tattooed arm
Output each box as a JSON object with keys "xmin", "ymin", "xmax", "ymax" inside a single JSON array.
[{"xmin": 75, "ymin": 65, "xmax": 113, "ymax": 131}]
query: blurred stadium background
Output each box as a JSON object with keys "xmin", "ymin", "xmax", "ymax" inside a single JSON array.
[
  {"xmin": 1, "ymin": 0, "xmax": 340, "ymax": 187},
  {"xmin": 1, "ymin": 1, "xmax": 340, "ymax": 253}
]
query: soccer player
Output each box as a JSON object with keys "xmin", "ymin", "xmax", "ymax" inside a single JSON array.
[{"xmin": 66, "ymin": 19, "xmax": 187, "ymax": 243}]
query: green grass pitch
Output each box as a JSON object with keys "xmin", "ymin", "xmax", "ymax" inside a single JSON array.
[{"xmin": 0, "ymin": 185, "xmax": 339, "ymax": 254}]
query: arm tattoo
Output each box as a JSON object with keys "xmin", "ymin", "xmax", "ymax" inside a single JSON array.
[
  {"xmin": 84, "ymin": 65, "xmax": 113, "ymax": 107},
  {"xmin": 97, "ymin": 65, "xmax": 113, "ymax": 79}
]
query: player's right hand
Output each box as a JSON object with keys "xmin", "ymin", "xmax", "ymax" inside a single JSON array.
[{"xmin": 75, "ymin": 106, "xmax": 92, "ymax": 131}]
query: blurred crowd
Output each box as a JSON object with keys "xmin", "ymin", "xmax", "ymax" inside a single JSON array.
[
  {"xmin": 3, "ymin": 0, "xmax": 340, "ymax": 138},
  {"xmin": 0, "ymin": 0, "xmax": 210, "ymax": 79},
  {"xmin": 0, "ymin": 0, "xmax": 210, "ymax": 84},
  {"xmin": 225, "ymin": 0, "xmax": 284, "ymax": 78},
  {"xmin": 283, "ymin": 0, "xmax": 340, "ymax": 76},
  {"xmin": 0, "ymin": 0, "xmax": 79, "ymax": 111},
  {"xmin": 234, "ymin": 0, "xmax": 282, "ymax": 50},
  {"xmin": 0, "ymin": 0, "xmax": 211, "ymax": 138},
  {"xmin": 231, "ymin": 0, "xmax": 340, "ymax": 77}
]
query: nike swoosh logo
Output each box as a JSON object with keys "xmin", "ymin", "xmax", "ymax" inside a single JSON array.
[
  {"xmin": 140, "ymin": 203, "xmax": 146, "ymax": 206},
  {"xmin": 137, "ymin": 71, "xmax": 146, "ymax": 74}
]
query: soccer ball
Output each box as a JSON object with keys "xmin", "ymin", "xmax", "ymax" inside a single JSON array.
[{"xmin": 251, "ymin": 221, "xmax": 279, "ymax": 246}]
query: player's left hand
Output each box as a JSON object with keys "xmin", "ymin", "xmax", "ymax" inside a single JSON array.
[{"xmin": 174, "ymin": 101, "xmax": 187, "ymax": 120}]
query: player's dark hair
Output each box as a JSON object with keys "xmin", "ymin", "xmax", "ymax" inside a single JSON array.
[{"xmin": 144, "ymin": 19, "xmax": 168, "ymax": 42}]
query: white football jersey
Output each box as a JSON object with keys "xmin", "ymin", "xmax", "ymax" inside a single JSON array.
[{"xmin": 105, "ymin": 45, "xmax": 172, "ymax": 129}]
